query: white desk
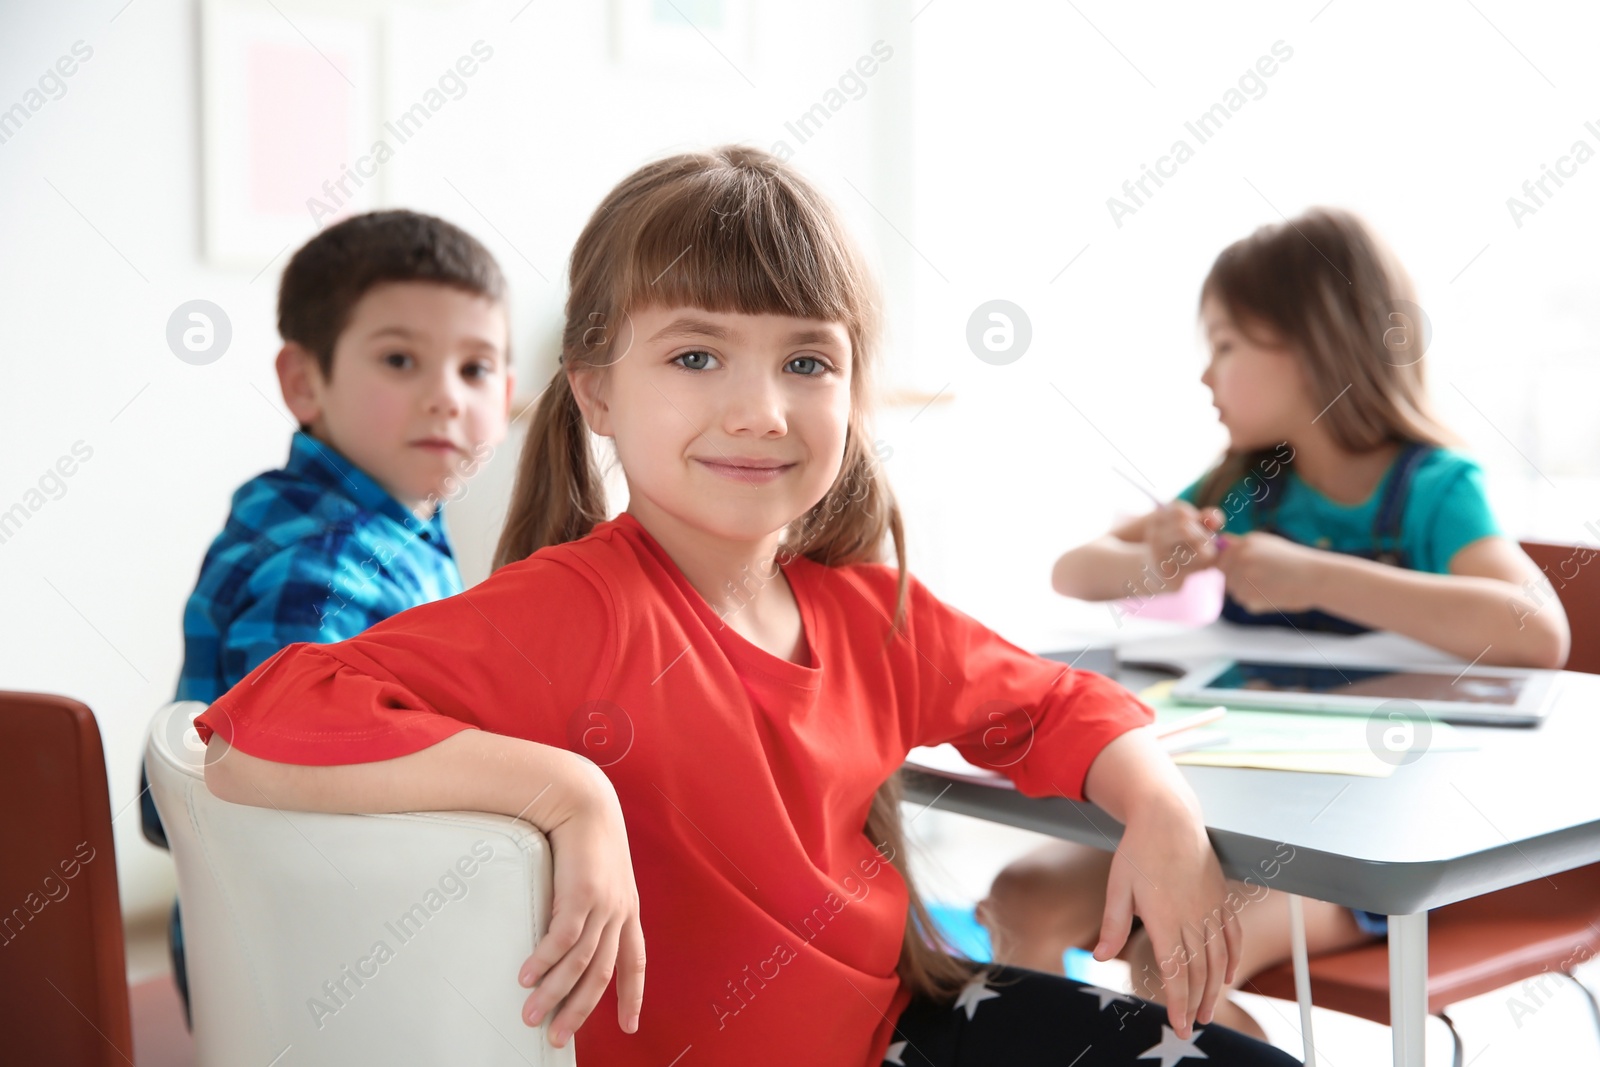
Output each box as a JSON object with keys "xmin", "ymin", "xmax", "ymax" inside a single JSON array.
[{"xmin": 903, "ymin": 646, "xmax": 1600, "ymax": 1067}]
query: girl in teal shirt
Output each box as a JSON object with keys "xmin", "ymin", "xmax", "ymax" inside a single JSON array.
[{"xmin": 982, "ymin": 207, "xmax": 1569, "ymax": 1040}]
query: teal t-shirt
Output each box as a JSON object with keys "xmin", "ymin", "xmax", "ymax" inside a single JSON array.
[{"xmin": 1176, "ymin": 447, "xmax": 1501, "ymax": 574}]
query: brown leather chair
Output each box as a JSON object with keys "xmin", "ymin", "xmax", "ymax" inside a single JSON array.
[
  {"xmin": 1523, "ymin": 540, "xmax": 1600, "ymax": 674},
  {"xmin": 1247, "ymin": 540, "xmax": 1600, "ymax": 1060},
  {"xmin": 0, "ymin": 691, "xmax": 134, "ymax": 1065}
]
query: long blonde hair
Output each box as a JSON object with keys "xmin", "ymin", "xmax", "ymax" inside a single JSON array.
[
  {"xmin": 1194, "ymin": 207, "xmax": 1459, "ymax": 506},
  {"xmin": 494, "ymin": 145, "xmax": 974, "ymax": 1002}
]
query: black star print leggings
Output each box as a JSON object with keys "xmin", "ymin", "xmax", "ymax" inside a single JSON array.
[{"xmin": 888, "ymin": 966, "xmax": 1302, "ymax": 1066}]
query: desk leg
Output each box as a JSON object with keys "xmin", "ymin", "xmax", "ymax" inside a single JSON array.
[
  {"xmin": 1288, "ymin": 896, "xmax": 1317, "ymax": 1067},
  {"xmin": 1387, "ymin": 912, "xmax": 1427, "ymax": 1067}
]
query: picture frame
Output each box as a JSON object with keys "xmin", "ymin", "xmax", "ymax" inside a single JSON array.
[{"xmin": 199, "ymin": 0, "xmax": 384, "ymax": 269}]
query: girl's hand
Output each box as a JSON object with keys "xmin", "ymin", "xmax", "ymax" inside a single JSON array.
[
  {"xmin": 1095, "ymin": 792, "xmax": 1241, "ymax": 1039},
  {"xmin": 1216, "ymin": 531, "xmax": 1323, "ymax": 613},
  {"xmin": 518, "ymin": 766, "xmax": 646, "ymax": 1048},
  {"xmin": 1143, "ymin": 502, "xmax": 1226, "ymax": 592}
]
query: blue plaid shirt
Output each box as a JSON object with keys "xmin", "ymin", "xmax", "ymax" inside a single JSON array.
[
  {"xmin": 175, "ymin": 430, "xmax": 464, "ymax": 704},
  {"xmin": 146, "ymin": 433, "xmax": 463, "ymax": 890}
]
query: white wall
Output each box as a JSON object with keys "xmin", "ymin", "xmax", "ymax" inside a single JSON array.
[{"xmin": 4, "ymin": 0, "xmax": 1599, "ymax": 925}]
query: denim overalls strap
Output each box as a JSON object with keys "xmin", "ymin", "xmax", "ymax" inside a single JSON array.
[{"xmin": 1219, "ymin": 443, "xmax": 1435, "ymax": 635}]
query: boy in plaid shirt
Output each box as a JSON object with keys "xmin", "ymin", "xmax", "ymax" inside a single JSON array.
[{"xmin": 145, "ymin": 209, "xmax": 515, "ymax": 1020}]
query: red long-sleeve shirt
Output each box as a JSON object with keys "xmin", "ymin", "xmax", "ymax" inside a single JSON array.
[{"xmin": 196, "ymin": 511, "xmax": 1152, "ymax": 1065}]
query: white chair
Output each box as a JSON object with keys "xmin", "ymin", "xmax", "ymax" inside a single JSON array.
[{"xmin": 146, "ymin": 701, "xmax": 574, "ymax": 1065}]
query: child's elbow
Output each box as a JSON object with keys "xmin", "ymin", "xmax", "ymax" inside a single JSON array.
[
  {"xmin": 1050, "ymin": 568, "xmax": 1073, "ymax": 598},
  {"xmin": 1049, "ymin": 558, "xmax": 1071, "ymax": 597},
  {"xmin": 1536, "ymin": 619, "xmax": 1571, "ymax": 671},
  {"xmin": 203, "ymin": 739, "xmax": 257, "ymax": 805},
  {"xmin": 1050, "ymin": 553, "xmax": 1088, "ymax": 599},
  {"xmin": 1519, "ymin": 612, "xmax": 1570, "ymax": 670},
  {"xmin": 202, "ymin": 741, "xmax": 236, "ymax": 800}
]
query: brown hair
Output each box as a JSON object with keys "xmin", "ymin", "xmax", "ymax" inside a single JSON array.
[
  {"xmin": 278, "ymin": 209, "xmax": 507, "ymax": 380},
  {"xmin": 1192, "ymin": 206, "xmax": 1458, "ymax": 507},
  {"xmin": 494, "ymin": 145, "xmax": 976, "ymax": 1002}
]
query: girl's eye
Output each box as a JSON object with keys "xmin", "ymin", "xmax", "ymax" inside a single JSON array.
[
  {"xmin": 787, "ymin": 356, "xmax": 830, "ymax": 377},
  {"xmin": 673, "ymin": 350, "xmax": 718, "ymax": 371},
  {"xmin": 383, "ymin": 352, "xmax": 413, "ymax": 369},
  {"xmin": 462, "ymin": 362, "xmax": 493, "ymax": 381}
]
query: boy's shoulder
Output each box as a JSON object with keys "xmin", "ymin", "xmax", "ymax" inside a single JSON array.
[
  {"xmin": 195, "ymin": 457, "xmax": 449, "ymax": 604},
  {"xmin": 208, "ymin": 466, "xmax": 367, "ymax": 572},
  {"xmin": 227, "ymin": 462, "xmax": 365, "ymax": 538}
]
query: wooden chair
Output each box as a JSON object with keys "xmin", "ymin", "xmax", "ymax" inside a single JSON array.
[{"xmin": 1247, "ymin": 540, "xmax": 1600, "ymax": 1062}]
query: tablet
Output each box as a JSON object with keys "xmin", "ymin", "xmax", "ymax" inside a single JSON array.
[{"xmin": 1170, "ymin": 657, "xmax": 1562, "ymax": 726}]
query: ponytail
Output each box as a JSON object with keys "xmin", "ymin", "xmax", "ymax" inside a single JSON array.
[
  {"xmin": 492, "ymin": 368, "xmax": 609, "ymax": 571},
  {"xmin": 866, "ymin": 774, "xmax": 988, "ymax": 1002}
]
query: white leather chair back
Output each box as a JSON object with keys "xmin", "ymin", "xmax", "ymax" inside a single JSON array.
[{"xmin": 147, "ymin": 701, "xmax": 573, "ymax": 1065}]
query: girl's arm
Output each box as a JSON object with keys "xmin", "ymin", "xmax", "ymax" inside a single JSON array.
[
  {"xmin": 1082, "ymin": 726, "xmax": 1239, "ymax": 1041},
  {"xmin": 1051, "ymin": 505, "xmax": 1224, "ymax": 601},
  {"xmin": 205, "ymin": 728, "xmax": 599, "ymax": 827},
  {"xmin": 205, "ymin": 732, "xmax": 645, "ymax": 1047},
  {"xmin": 1220, "ymin": 534, "xmax": 1569, "ymax": 667},
  {"xmin": 897, "ymin": 566, "xmax": 1231, "ymax": 1035},
  {"xmin": 1050, "ymin": 519, "xmax": 1150, "ymax": 601}
]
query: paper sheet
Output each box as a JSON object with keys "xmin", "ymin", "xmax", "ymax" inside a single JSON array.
[
  {"xmin": 1146, "ymin": 680, "xmax": 1474, "ymax": 777},
  {"xmin": 903, "ymin": 672, "xmax": 1478, "ymax": 786}
]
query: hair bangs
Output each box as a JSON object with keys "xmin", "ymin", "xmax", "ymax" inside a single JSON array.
[{"xmin": 622, "ymin": 167, "xmax": 863, "ymax": 333}]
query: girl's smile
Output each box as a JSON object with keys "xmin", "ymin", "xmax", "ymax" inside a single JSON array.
[{"xmin": 693, "ymin": 455, "xmax": 799, "ymax": 484}]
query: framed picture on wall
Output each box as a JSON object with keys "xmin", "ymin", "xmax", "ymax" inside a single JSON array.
[
  {"xmin": 200, "ymin": 0, "xmax": 384, "ymax": 269},
  {"xmin": 608, "ymin": 0, "xmax": 754, "ymax": 78}
]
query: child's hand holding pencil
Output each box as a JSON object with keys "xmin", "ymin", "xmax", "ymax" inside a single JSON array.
[{"xmin": 1114, "ymin": 469, "xmax": 1229, "ymax": 591}]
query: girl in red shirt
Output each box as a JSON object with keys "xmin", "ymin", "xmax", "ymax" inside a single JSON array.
[{"xmin": 197, "ymin": 146, "xmax": 1298, "ymax": 1067}]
